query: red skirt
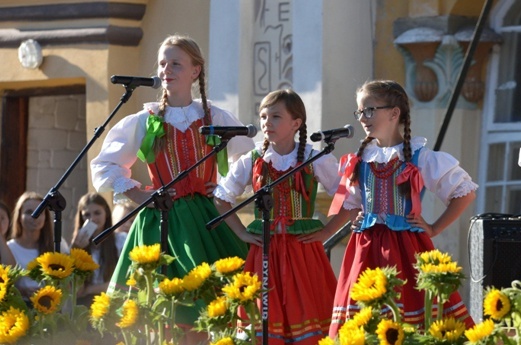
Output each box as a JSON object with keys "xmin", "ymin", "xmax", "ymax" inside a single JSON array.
[
  {"xmin": 241, "ymin": 233, "xmax": 337, "ymax": 344},
  {"xmin": 329, "ymin": 224, "xmax": 474, "ymax": 337}
]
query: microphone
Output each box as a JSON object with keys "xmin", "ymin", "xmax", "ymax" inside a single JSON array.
[
  {"xmin": 200, "ymin": 124, "xmax": 258, "ymax": 138},
  {"xmin": 310, "ymin": 124, "xmax": 354, "ymax": 142},
  {"xmin": 110, "ymin": 75, "xmax": 162, "ymax": 89}
]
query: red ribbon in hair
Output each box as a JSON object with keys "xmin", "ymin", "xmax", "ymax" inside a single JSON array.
[
  {"xmin": 396, "ymin": 162, "xmax": 424, "ymax": 217},
  {"xmin": 328, "ymin": 153, "xmax": 360, "ymax": 216}
]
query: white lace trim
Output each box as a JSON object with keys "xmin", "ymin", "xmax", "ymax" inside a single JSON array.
[
  {"xmin": 113, "ymin": 177, "xmax": 141, "ymax": 195},
  {"xmin": 261, "ymin": 143, "xmax": 312, "ymax": 171},
  {"xmin": 143, "ymin": 100, "xmax": 206, "ymax": 132},
  {"xmin": 214, "ymin": 186, "xmax": 236, "ymax": 204},
  {"xmin": 362, "ymin": 137, "xmax": 427, "ymax": 163},
  {"xmin": 450, "ymin": 180, "xmax": 479, "ymax": 199}
]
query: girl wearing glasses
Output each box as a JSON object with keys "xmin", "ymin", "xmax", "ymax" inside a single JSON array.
[{"xmin": 326, "ymin": 80, "xmax": 477, "ymax": 337}]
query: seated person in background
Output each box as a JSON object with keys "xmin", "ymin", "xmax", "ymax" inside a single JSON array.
[
  {"xmin": 7, "ymin": 192, "xmax": 68, "ymax": 303},
  {"xmin": 71, "ymin": 192, "xmax": 118, "ymax": 306},
  {"xmin": 0, "ymin": 200, "xmax": 16, "ymax": 266},
  {"xmin": 111, "ymin": 201, "xmax": 137, "ymax": 254}
]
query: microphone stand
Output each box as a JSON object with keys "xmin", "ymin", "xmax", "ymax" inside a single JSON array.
[
  {"xmin": 31, "ymin": 84, "xmax": 139, "ymax": 253},
  {"xmin": 93, "ymin": 137, "xmax": 231, "ymax": 275},
  {"xmin": 323, "ymin": 221, "xmax": 352, "ymax": 260},
  {"xmin": 206, "ymin": 140, "xmax": 336, "ymax": 345}
]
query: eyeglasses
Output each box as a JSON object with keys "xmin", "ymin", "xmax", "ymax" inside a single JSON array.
[{"xmin": 353, "ymin": 106, "xmax": 394, "ymax": 120}]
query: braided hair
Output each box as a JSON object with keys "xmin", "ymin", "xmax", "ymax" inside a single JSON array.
[
  {"xmin": 350, "ymin": 80, "xmax": 412, "ymax": 194},
  {"xmin": 257, "ymin": 89, "xmax": 307, "ymax": 187},
  {"xmin": 154, "ymin": 34, "xmax": 210, "ymax": 153}
]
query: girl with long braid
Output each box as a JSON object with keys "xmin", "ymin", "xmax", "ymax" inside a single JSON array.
[
  {"xmin": 325, "ymin": 80, "xmax": 477, "ymax": 337},
  {"xmin": 91, "ymin": 34, "xmax": 254, "ymax": 344},
  {"xmin": 214, "ymin": 89, "xmax": 340, "ymax": 344}
]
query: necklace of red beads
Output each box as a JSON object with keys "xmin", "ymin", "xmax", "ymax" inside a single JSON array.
[{"xmin": 370, "ymin": 156, "xmax": 401, "ymax": 179}]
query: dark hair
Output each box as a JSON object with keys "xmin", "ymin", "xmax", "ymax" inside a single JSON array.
[
  {"xmin": 350, "ymin": 80, "xmax": 412, "ymax": 193},
  {"xmin": 73, "ymin": 192, "xmax": 116, "ymax": 282},
  {"xmin": 155, "ymin": 34, "xmax": 210, "ymax": 153},
  {"xmin": 0, "ymin": 200, "xmax": 11, "ymax": 239},
  {"xmin": 11, "ymin": 191, "xmax": 54, "ymax": 254}
]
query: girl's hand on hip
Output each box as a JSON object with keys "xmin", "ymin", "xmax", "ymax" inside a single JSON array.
[
  {"xmin": 406, "ymin": 214, "xmax": 434, "ymax": 237},
  {"xmin": 125, "ymin": 187, "xmax": 175, "ymax": 208},
  {"xmin": 238, "ymin": 231, "xmax": 263, "ymax": 246},
  {"xmin": 205, "ymin": 182, "xmax": 217, "ymax": 197},
  {"xmin": 298, "ymin": 230, "xmax": 329, "ymax": 244},
  {"xmin": 351, "ymin": 211, "xmax": 365, "ymax": 231}
]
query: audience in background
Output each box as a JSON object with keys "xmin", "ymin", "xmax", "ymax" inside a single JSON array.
[
  {"xmin": 7, "ymin": 192, "xmax": 68, "ymax": 303},
  {"xmin": 71, "ymin": 192, "xmax": 119, "ymax": 307},
  {"xmin": 0, "ymin": 200, "xmax": 15, "ymax": 266}
]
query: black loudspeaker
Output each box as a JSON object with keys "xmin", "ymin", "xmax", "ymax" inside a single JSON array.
[{"xmin": 469, "ymin": 214, "xmax": 521, "ymax": 322}]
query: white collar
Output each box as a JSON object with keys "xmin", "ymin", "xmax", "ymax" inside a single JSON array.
[
  {"xmin": 362, "ymin": 136, "xmax": 427, "ymax": 163},
  {"xmin": 259, "ymin": 143, "xmax": 311, "ymax": 171},
  {"xmin": 143, "ymin": 100, "xmax": 205, "ymax": 132}
]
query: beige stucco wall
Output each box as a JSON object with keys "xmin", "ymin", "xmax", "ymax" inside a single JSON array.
[{"xmin": 0, "ymin": 0, "xmax": 490, "ymax": 304}]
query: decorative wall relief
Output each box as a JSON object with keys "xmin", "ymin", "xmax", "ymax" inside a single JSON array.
[
  {"xmin": 394, "ymin": 17, "xmax": 501, "ymax": 109},
  {"xmin": 253, "ymin": 0, "xmax": 293, "ymax": 113}
]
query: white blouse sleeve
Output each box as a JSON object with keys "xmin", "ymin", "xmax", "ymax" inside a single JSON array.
[
  {"xmin": 90, "ymin": 111, "xmax": 148, "ymax": 198},
  {"xmin": 418, "ymin": 148, "xmax": 478, "ymax": 205},
  {"xmin": 343, "ymin": 186, "xmax": 363, "ymax": 211},
  {"xmin": 310, "ymin": 150, "xmax": 341, "ymax": 196},
  {"xmin": 214, "ymin": 150, "xmax": 254, "ymax": 204},
  {"xmin": 210, "ymin": 104, "xmax": 255, "ymax": 162}
]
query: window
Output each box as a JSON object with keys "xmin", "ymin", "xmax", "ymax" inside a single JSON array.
[{"xmin": 480, "ymin": 0, "xmax": 521, "ymax": 214}]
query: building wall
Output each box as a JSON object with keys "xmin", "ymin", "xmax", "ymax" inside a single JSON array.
[
  {"xmin": 26, "ymin": 94, "xmax": 88, "ymax": 242},
  {"xmin": 0, "ymin": 0, "xmax": 494, "ymax": 308}
]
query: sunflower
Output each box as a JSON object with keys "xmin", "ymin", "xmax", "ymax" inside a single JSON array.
[
  {"xmin": 70, "ymin": 248, "xmax": 99, "ymax": 272},
  {"xmin": 318, "ymin": 337, "xmax": 335, "ymax": 345},
  {"xmin": 129, "ymin": 243, "xmax": 161, "ymax": 265},
  {"xmin": 26, "ymin": 258, "xmax": 39, "ymax": 271},
  {"xmin": 37, "ymin": 252, "xmax": 74, "ymax": 279},
  {"xmin": 182, "ymin": 263, "xmax": 212, "ymax": 291},
  {"xmin": 159, "ymin": 277, "xmax": 185, "ymax": 296},
  {"xmin": 222, "ymin": 272, "xmax": 261, "ymax": 303},
  {"xmin": 483, "ymin": 288, "xmax": 511, "ymax": 321},
  {"xmin": 90, "ymin": 292, "xmax": 112, "ymax": 320},
  {"xmin": 213, "ymin": 257, "xmax": 245, "ymax": 275},
  {"xmin": 211, "ymin": 337, "xmax": 234, "ymax": 345},
  {"xmin": 0, "ymin": 306, "xmax": 30, "ymax": 344},
  {"xmin": 376, "ymin": 319, "xmax": 404, "ymax": 345},
  {"xmin": 0, "ymin": 283, "xmax": 7, "ymax": 304},
  {"xmin": 0, "ymin": 265, "xmax": 10, "ymax": 302},
  {"xmin": 25, "ymin": 257, "xmax": 44, "ymax": 281},
  {"xmin": 414, "ymin": 250, "xmax": 464, "ymax": 304},
  {"xmin": 30, "ymin": 285, "xmax": 62, "ymax": 314},
  {"xmin": 337, "ymin": 322, "xmax": 366, "ymax": 345},
  {"xmin": 428, "ymin": 317, "xmax": 465, "ymax": 342},
  {"xmin": 419, "ymin": 262, "xmax": 462, "ymax": 274},
  {"xmin": 418, "ymin": 249, "xmax": 452, "ymax": 263},
  {"xmin": 0, "ymin": 264, "xmax": 10, "ymax": 285},
  {"xmin": 351, "ymin": 267, "xmax": 387, "ymax": 303},
  {"xmin": 116, "ymin": 299, "xmax": 139, "ymax": 328},
  {"xmin": 126, "ymin": 276, "xmax": 137, "ymax": 287},
  {"xmin": 464, "ymin": 319, "xmax": 495, "ymax": 343},
  {"xmin": 351, "ymin": 306, "xmax": 373, "ymax": 327},
  {"xmin": 207, "ymin": 296, "xmax": 228, "ymax": 318}
]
